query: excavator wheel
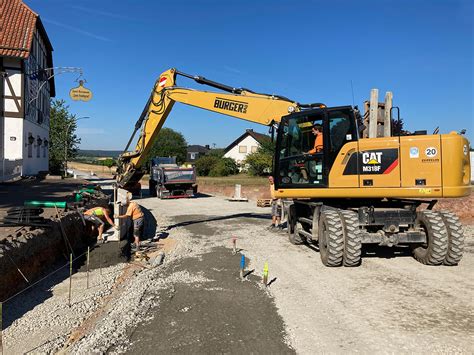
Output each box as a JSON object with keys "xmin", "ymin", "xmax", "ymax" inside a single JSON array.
[
  {"xmin": 318, "ymin": 210, "xmax": 344, "ymax": 267},
  {"xmin": 412, "ymin": 211, "xmax": 448, "ymax": 265},
  {"xmin": 287, "ymin": 204, "xmax": 304, "ymax": 245},
  {"xmin": 339, "ymin": 210, "xmax": 362, "ymax": 267},
  {"xmin": 439, "ymin": 211, "xmax": 465, "ymax": 266}
]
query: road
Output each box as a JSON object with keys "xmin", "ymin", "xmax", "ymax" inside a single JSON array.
[
  {"xmin": 3, "ymin": 193, "xmax": 472, "ymax": 353},
  {"xmin": 126, "ymin": 195, "xmax": 474, "ymax": 353}
]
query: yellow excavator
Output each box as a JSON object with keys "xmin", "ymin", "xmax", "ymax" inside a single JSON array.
[{"xmin": 117, "ymin": 68, "xmax": 471, "ymax": 267}]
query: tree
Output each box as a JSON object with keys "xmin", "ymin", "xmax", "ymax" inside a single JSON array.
[
  {"xmin": 49, "ymin": 99, "xmax": 80, "ymax": 174},
  {"xmin": 102, "ymin": 158, "xmax": 116, "ymax": 172},
  {"xmin": 209, "ymin": 157, "xmax": 239, "ymax": 177},
  {"xmin": 244, "ymin": 139, "xmax": 275, "ymax": 176},
  {"xmin": 195, "ymin": 155, "xmax": 219, "ymax": 176},
  {"xmin": 146, "ymin": 128, "xmax": 187, "ymax": 164}
]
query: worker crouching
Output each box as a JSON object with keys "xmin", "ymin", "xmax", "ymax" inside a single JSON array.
[
  {"xmin": 83, "ymin": 205, "xmax": 116, "ymax": 242},
  {"xmin": 116, "ymin": 192, "xmax": 144, "ymax": 251}
]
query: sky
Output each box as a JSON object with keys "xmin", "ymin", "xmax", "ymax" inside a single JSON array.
[{"xmin": 26, "ymin": 0, "xmax": 473, "ymax": 150}]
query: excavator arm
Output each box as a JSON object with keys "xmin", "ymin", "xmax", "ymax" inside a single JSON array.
[{"xmin": 117, "ymin": 68, "xmax": 320, "ymax": 190}]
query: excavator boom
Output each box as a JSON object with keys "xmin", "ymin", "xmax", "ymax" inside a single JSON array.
[{"xmin": 117, "ymin": 68, "xmax": 307, "ymax": 189}]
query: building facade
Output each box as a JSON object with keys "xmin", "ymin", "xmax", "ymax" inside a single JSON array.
[
  {"xmin": 187, "ymin": 144, "xmax": 210, "ymax": 163},
  {"xmin": 223, "ymin": 129, "xmax": 270, "ymax": 164},
  {"xmin": 0, "ymin": 0, "xmax": 55, "ymax": 181}
]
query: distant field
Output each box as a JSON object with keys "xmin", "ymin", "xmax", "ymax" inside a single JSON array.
[
  {"xmin": 77, "ymin": 149, "xmax": 122, "ymax": 158},
  {"xmin": 67, "ymin": 162, "xmax": 267, "ymax": 187},
  {"xmin": 68, "ymin": 161, "xmax": 116, "ymax": 175}
]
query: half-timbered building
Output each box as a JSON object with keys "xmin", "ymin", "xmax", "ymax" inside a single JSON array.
[{"xmin": 0, "ymin": 0, "xmax": 55, "ymax": 181}]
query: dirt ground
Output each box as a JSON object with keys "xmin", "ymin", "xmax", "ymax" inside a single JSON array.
[
  {"xmin": 3, "ymin": 192, "xmax": 473, "ymax": 353},
  {"xmin": 0, "ymin": 178, "xmax": 89, "ymax": 240}
]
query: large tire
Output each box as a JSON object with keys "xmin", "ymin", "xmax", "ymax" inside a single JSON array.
[
  {"xmin": 318, "ymin": 210, "xmax": 344, "ymax": 267},
  {"xmin": 439, "ymin": 211, "xmax": 464, "ymax": 266},
  {"xmin": 412, "ymin": 211, "xmax": 448, "ymax": 265},
  {"xmin": 289, "ymin": 222, "xmax": 305, "ymax": 245},
  {"xmin": 339, "ymin": 210, "xmax": 362, "ymax": 267},
  {"xmin": 287, "ymin": 204, "xmax": 304, "ymax": 245}
]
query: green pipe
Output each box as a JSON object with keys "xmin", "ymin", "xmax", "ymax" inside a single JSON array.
[{"xmin": 24, "ymin": 201, "xmax": 67, "ymax": 208}]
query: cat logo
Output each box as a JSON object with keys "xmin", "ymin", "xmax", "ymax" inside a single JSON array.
[
  {"xmin": 362, "ymin": 152, "xmax": 382, "ymax": 164},
  {"xmin": 362, "ymin": 152, "xmax": 382, "ymax": 172}
]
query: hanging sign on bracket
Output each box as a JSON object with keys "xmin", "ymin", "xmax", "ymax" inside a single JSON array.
[{"xmin": 69, "ymin": 80, "xmax": 93, "ymax": 102}]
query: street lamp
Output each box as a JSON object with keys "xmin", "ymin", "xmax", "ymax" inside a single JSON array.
[{"xmin": 64, "ymin": 116, "xmax": 89, "ymax": 176}]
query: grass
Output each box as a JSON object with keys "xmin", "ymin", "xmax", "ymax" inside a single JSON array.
[{"xmin": 197, "ymin": 174, "xmax": 268, "ymax": 186}]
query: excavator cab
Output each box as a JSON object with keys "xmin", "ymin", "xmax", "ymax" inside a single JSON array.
[{"xmin": 275, "ymin": 106, "xmax": 358, "ymax": 189}]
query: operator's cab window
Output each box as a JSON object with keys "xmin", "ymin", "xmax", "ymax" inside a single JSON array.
[
  {"xmin": 276, "ymin": 107, "xmax": 357, "ymax": 188},
  {"xmin": 278, "ymin": 114, "xmax": 325, "ymax": 186},
  {"xmin": 328, "ymin": 110, "xmax": 353, "ymax": 155}
]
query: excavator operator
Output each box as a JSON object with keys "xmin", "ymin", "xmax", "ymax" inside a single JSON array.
[{"xmin": 306, "ymin": 124, "xmax": 323, "ymax": 154}]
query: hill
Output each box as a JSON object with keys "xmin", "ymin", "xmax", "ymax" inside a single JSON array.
[{"xmin": 77, "ymin": 149, "xmax": 123, "ymax": 158}]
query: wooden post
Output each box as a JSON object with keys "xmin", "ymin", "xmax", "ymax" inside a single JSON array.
[
  {"xmin": 369, "ymin": 89, "xmax": 378, "ymax": 138},
  {"xmin": 384, "ymin": 91, "xmax": 393, "ymax": 137},
  {"xmin": 68, "ymin": 253, "xmax": 73, "ymax": 307},
  {"xmin": 99, "ymin": 246, "xmax": 102, "ymax": 275},
  {"xmin": 86, "ymin": 246, "xmax": 90, "ymax": 289},
  {"xmin": 0, "ymin": 302, "xmax": 3, "ymax": 355}
]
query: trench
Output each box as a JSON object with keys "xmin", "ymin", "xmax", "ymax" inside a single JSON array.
[{"xmin": 0, "ymin": 192, "xmax": 127, "ymax": 325}]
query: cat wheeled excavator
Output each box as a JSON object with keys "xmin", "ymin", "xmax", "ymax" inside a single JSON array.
[{"xmin": 117, "ymin": 68, "xmax": 471, "ymax": 267}]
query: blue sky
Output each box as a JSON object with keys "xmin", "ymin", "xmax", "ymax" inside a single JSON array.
[{"xmin": 26, "ymin": 0, "xmax": 473, "ymax": 150}]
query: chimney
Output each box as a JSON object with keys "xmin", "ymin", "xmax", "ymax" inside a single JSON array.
[{"xmin": 205, "ymin": 144, "xmax": 210, "ymax": 149}]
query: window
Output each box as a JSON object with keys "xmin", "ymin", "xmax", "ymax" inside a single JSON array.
[
  {"xmin": 277, "ymin": 114, "xmax": 325, "ymax": 186},
  {"xmin": 251, "ymin": 146, "xmax": 258, "ymax": 153},
  {"xmin": 36, "ymin": 143, "xmax": 40, "ymax": 158},
  {"xmin": 328, "ymin": 110, "xmax": 353, "ymax": 154},
  {"xmin": 43, "ymin": 146, "xmax": 47, "ymax": 158},
  {"xmin": 239, "ymin": 145, "xmax": 247, "ymax": 153},
  {"xmin": 190, "ymin": 153, "xmax": 196, "ymax": 160}
]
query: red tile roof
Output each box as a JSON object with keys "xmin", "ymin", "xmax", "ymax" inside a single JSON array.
[
  {"xmin": 0, "ymin": 0, "xmax": 39, "ymax": 58},
  {"xmin": 1, "ymin": 0, "xmax": 55, "ymax": 96}
]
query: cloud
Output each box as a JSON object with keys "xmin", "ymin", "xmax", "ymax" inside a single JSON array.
[
  {"xmin": 43, "ymin": 18, "xmax": 111, "ymax": 42},
  {"xmin": 69, "ymin": 5, "xmax": 134, "ymax": 20}
]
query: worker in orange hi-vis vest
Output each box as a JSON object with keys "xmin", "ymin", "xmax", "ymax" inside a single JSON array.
[
  {"xmin": 116, "ymin": 192, "xmax": 144, "ymax": 251},
  {"xmin": 306, "ymin": 123, "xmax": 323, "ymax": 154}
]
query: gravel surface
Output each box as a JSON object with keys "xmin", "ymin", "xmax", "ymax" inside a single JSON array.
[
  {"xmin": 3, "ymin": 263, "xmax": 124, "ymax": 354},
  {"xmin": 129, "ymin": 196, "xmax": 474, "ymax": 354},
  {"xmin": 2, "ymin": 195, "xmax": 473, "ymax": 354}
]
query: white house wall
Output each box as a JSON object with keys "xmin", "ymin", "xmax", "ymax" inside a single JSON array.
[
  {"xmin": 4, "ymin": 117, "xmax": 23, "ymax": 159},
  {"xmin": 2, "ymin": 58, "xmax": 23, "ymax": 180},
  {"xmin": 224, "ymin": 135, "xmax": 260, "ymax": 163},
  {"xmin": 4, "ymin": 69, "xmax": 22, "ymax": 115},
  {"xmin": 22, "ymin": 119, "xmax": 49, "ymax": 175}
]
